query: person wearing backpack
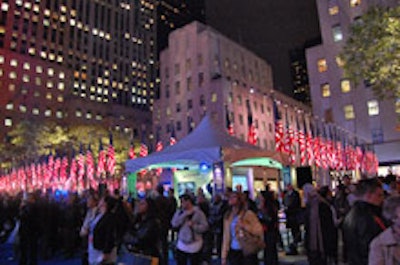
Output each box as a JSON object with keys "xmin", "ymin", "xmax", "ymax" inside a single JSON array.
[{"xmin": 171, "ymin": 193, "xmax": 209, "ymax": 265}]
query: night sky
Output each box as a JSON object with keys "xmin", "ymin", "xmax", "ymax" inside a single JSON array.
[{"xmin": 205, "ymin": 0, "xmax": 321, "ymax": 96}]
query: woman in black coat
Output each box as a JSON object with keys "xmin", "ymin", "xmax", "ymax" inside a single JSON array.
[
  {"xmin": 88, "ymin": 195, "xmax": 118, "ymax": 265},
  {"xmin": 126, "ymin": 197, "xmax": 162, "ymax": 262}
]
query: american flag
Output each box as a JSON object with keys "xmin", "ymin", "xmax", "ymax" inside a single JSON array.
[
  {"xmin": 53, "ymin": 157, "xmax": 61, "ymax": 187},
  {"xmin": 355, "ymin": 145, "xmax": 364, "ymax": 171},
  {"xmin": 319, "ymin": 124, "xmax": 328, "ymax": 169},
  {"xmin": 47, "ymin": 152, "xmax": 54, "ymax": 182},
  {"xmin": 273, "ymin": 100, "xmax": 285, "ymax": 152},
  {"xmin": 59, "ymin": 156, "xmax": 68, "ymax": 188},
  {"xmin": 106, "ymin": 133, "xmax": 116, "ymax": 176},
  {"xmin": 140, "ymin": 132, "xmax": 149, "ymax": 157},
  {"xmin": 283, "ymin": 110, "xmax": 295, "ymax": 164},
  {"xmin": 69, "ymin": 156, "xmax": 77, "ymax": 191},
  {"xmin": 97, "ymin": 139, "xmax": 106, "ymax": 178},
  {"xmin": 298, "ymin": 118, "xmax": 307, "ymax": 166},
  {"xmin": 170, "ymin": 123, "xmax": 177, "ymax": 146},
  {"xmin": 77, "ymin": 144, "xmax": 86, "ymax": 191},
  {"xmin": 30, "ymin": 163, "xmax": 37, "ymax": 188},
  {"xmin": 155, "ymin": 126, "xmax": 163, "ymax": 152},
  {"xmin": 86, "ymin": 145, "xmax": 96, "ymax": 189},
  {"xmin": 128, "ymin": 140, "xmax": 136, "ymax": 159}
]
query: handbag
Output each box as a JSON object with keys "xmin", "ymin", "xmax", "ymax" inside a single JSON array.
[
  {"xmin": 237, "ymin": 212, "xmax": 266, "ymax": 256},
  {"xmin": 119, "ymin": 252, "xmax": 159, "ymax": 265}
]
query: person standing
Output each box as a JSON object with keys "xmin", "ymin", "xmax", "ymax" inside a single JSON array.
[
  {"xmin": 343, "ymin": 178, "xmax": 387, "ymax": 265},
  {"xmin": 258, "ymin": 190, "xmax": 279, "ymax": 265},
  {"xmin": 283, "ymin": 183, "xmax": 302, "ymax": 254},
  {"xmin": 125, "ymin": 197, "xmax": 162, "ymax": 262},
  {"xmin": 221, "ymin": 191, "xmax": 264, "ymax": 265},
  {"xmin": 18, "ymin": 193, "xmax": 40, "ymax": 265},
  {"xmin": 88, "ymin": 196, "xmax": 118, "ymax": 265},
  {"xmin": 369, "ymin": 195, "xmax": 400, "ymax": 265},
  {"xmin": 171, "ymin": 194, "xmax": 209, "ymax": 265},
  {"xmin": 80, "ymin": 193, "xmax": 99, "ymax": 265}
]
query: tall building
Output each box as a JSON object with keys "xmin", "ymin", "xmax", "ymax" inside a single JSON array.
[
  {"xmin": 290, "ymin": 38, "xmax": 322, "ymax": 106},
  {"xmin": 0, "ymin": 0, "xmax": 156, "ymax": 140},
  {"xmin": 154, "ymin": 22, "xmax": 312, "ymax": 154},
  {"xmin": 306, "ymin": 0, "xmax": 400, "ymax": 169}
]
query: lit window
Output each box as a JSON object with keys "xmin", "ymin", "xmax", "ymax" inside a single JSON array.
[
  {"xmin": 58, "ymin": 82, "xmax": 65, "ymax": 90},
  {"xmin": 46, "ymin": 81, "xmax": 53, "ymax": 88},
  {"xmin": 211, "ymin": 92, "xmax": 217, "ymax": 102},
  {"xmin": 0, "ymin": 69, "xmax": 2, "ymax": 76},
  {"xmin": 0, "ymin": 55, "xmax": 4, "ymax": 64},
  {"xmin": 59, "ymin": 72, "xmax": 65, "ymax": 79},
  {"xmin": 329, "ymin": 5, "xmax": 339, "ymax": 15},
  {"xmin": 5, "ymin": 118, "xmax": 12, "ymax": 127},
  {"xmin": 341, "ymin": 79, "xmax": 351, "ymax": 93},
  {"xmin": 367, "ymin": 100, "xmax": 379, "ymax": 116},
  {"xmin": 57, "ymin": 96, "xmax": 63, "ymax": 102},
  {"xmin": 48, "ymin": 68, "xmax": 54, "ymax": 76},
  {"xmin": 332, "ymin": 25, "xmax": 343, "ymax": 42},
  {"xmin": 10, "ymin": 59, "xmax": 17, "ymax": 67},
  {"xmin": 344, "ymin": 105, "xmax": 355, "ymax": 120},
  {"xmin": 86, "ymin": 112, "xmax": 92, "ymax": 119},
  {"xmin": 32, "ymin": 108, "xmax": 39, "ymax": 115},
  {"xmin": 9, "ymin": 72, "xmax": 17, "ymax": 79},
  {"xmin": 6, "ymin": 103, "xmax": 13, "ymax": 110},
  {"xmin": 35, "ymin": 77, "xmax": 42, "ymax": 85},
  {"xmin": 336, "ymin": 56, "xmax": 345, "ymax": 67},
  {"xmin": 46, "ymin": 93, "xmax": 52, "ymax": 100},
  {"xmin": 19, "ymin": 105, "xmax": 27, "ymax": 113},
  {"xmin": 36, "ymin": 66, "xmax": 43, "ymax": 73},
  {"xmin": 95, "ymin": 115, "xmax": 102, "ymax": 121},
  {"xmin": 23, "ymin": 63, "xmax": 30, "ymax": 70},
  {"xmin": 317, "ymin": 59, "xmax": 328, "ymax": 72},
  {"xmin": 9, "ymin": 84, "xmax": 15, "ymax": 91},
  {"xmin": 56, "ymin": 111, "xmax": 63, "ymax": 119},
  {"xmin": 321, "ymin": 83, "xmax": 331, "ymax": 97},
  {"xmin": 23, "ymin": 74, "xmax": 30, "ymax": 82},
  {"xmin": 44, "ymin": 109, "xmax": 52, "ymax": 117},
  {"xmin": 1, "ymin": 3, "xmax": 9, "ymax": 12},
  {"xmin": 350, "ymin": 0, "xmax": 361, "ymax": 7}
]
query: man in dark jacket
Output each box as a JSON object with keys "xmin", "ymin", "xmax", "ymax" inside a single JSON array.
[
  {"xmin": 18, "ymin": 193, "xmax": 40, "ymax": 265},
  {"xmin": 342, "ymin": 178, "xmax": 386, "ymax": 265}
]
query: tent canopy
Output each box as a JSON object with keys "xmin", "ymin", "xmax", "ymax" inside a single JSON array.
[{"xmin": 125, "ymin": 115, "xmax": 288, "ymax": 173}]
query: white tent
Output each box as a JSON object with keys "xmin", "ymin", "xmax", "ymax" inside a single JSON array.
[{"xmin": 125, "ymin": 115, "xmax": 288, "ymax": 173}]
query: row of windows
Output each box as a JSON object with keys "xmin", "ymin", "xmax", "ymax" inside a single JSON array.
[
  {"xmin": 320, "ymin": 79, "xmax": 351, "ymax": 96},
  {"xmin": 328, "ymin": 0, "xmax": 362, "ymax": 16},
  {"xmin": 343, "ymin": 101, "xmax": 379, "ymax": 120},
  {"xmin": 0, "ymin": 56, "xmax": 66, "ymax": 78}
]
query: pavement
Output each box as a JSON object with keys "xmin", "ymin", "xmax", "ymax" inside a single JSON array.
[{"xmin": 0, "ymin": 242, "xmax": 310, "ymax": 265}]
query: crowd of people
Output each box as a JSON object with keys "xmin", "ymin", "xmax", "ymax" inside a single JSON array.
[{"xmin": 0, "ymin": 174, "xmax": 399, "ymax": 265}]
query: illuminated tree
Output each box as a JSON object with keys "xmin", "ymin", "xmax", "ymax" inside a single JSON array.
[{"xmin": 340, "ymin": 5, "xmax": 400, "ymax": 100}]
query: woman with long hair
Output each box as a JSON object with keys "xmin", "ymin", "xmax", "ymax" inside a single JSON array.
[{"xmin": 221, "ymin": 191, "xmax": 263, "ymax": 265}]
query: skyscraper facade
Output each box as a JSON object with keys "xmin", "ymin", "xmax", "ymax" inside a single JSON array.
[
  {"xmin": 306, "ymin": 0, "xmax": 400, "ymax": 167},
  {"xmin": 0, "ymin": 0, "xmax": 156, "ymax": 139}
]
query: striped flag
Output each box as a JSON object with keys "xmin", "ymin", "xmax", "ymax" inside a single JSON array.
[
  {"xmin": 77, "ymin": 144, "xmax": 86, "ymax": 191},
  {"xmin": 97, "ymin": 139, "xmax": 106, "ymax": 178},
  {"xmin": 273, "ymin": 100, "xmax": 285, "ymax": 152},
  {"xmin": 106, "ymin": 133, "xmax": 116, "ymax": 176},
  {"xmin": 225, "ymin": 105, "xmax": 235, "ymax": 136},
  {"xmin": 140, "ymin": 131, "xmax": 149, "ymax": 157},
  {"xmin": 155, "ymin": 126, "xmax": 163, "ymax": 152},
  {"xmin": 59, "ymin": 156, "xmax": 68, "ymax": 188},
  {"xmin": 170, "ymin": 123, "xmax": 177, "ymax": 146},
  {"xmin": 298, "ymin": 117, "xmax": 307, "ymax": 166},
  {"xmin": 86, "ymin": 145, "xmax": 96, "ymax": 189},
  {"xmin": 128, "ymin": 140, "xmax": 136, "ymax": 159}
]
